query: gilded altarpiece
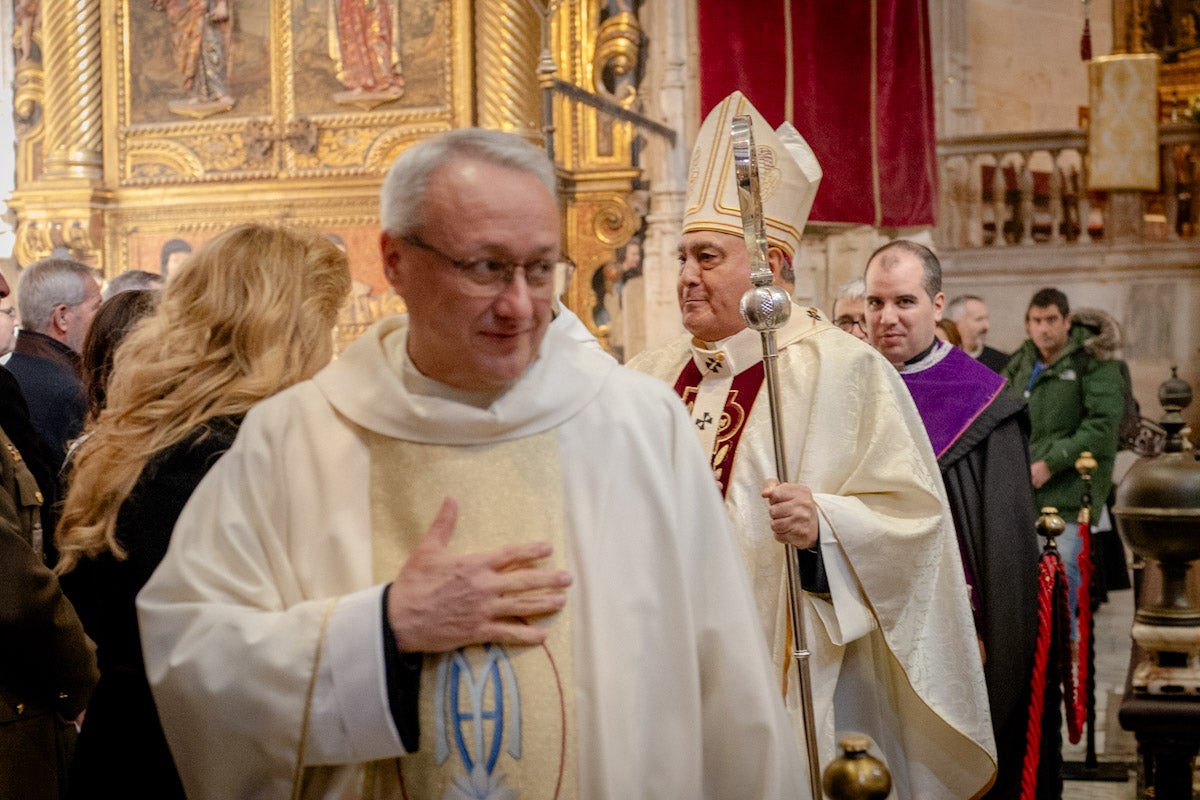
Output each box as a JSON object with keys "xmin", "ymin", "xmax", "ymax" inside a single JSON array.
[
  {"xmin": 549, "ymin": 1, "xmax": 646, "ymax": 353},
  {"xmin": 9, "ymin": 0, "xmax": 647, "ymax": 352},
  {"xmin": 106, "ymin": 0, "xmax": 468, "ymax": 307},
  {"xmin": 1113, "ymin": 0, "xmax": 1200, "ymax": 109}
]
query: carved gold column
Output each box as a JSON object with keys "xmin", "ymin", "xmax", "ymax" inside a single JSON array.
[
  {"xmin": 7, "ymin": 0, "xmax": 111, "ymax": 267},
  {"xmin": 42, "ymin": 0, "xmax": 103, "ymax": 179},
  {"xmin": 475, "ymin": 0, "xmax": 543, "ymax": 141},
  {"xmin": 551, "ymin": 1, "xmax": 644, "ymax": 357}
]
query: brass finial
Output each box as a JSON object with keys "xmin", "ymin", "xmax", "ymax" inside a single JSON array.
[
  {"xmin": 1075, "ymin": 452, "xmax": 1097, "ymax": 523},
  {"xmin": 1037, "ymin": 507, "xmax": 1066, "ymax": 543},
  {"xmin": 1075, "ymin": 451, "xmax": 1097, "ymax": 480},
  {"xmin": 1158, "ymin": 366, "xmax": 1193, "ymax": 453},
  {"xmin": 822, "ymin": 734, "xmax": 892, "ymax": 800}
]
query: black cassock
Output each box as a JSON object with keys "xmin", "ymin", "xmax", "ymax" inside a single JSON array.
[
  {"xmin": 939, "ymin": 387, "xmax": 1048, "ymax": 799},
  {"xmin": 902, "ymin": 345, "xmax": 1045, "ymax": 800},
  {"xmin": 797, "ymin": 343, "xmax": 1055, "ymax": 797}
]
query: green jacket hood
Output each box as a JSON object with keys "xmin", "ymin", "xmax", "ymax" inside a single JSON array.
[{"xmin": 1013, "ymin": 306, "xmax": 1123, "ymax": 366}]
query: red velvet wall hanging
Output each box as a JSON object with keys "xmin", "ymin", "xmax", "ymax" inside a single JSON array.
[{"xmin": 698, "ymin": 0, "xmax": 938, "ymax": 227}]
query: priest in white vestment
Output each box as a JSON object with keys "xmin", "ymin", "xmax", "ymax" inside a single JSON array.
[
  {"xmin": 136, "ymin": 128, "xmax": 802, "ymax": 800},
  {"xmin": 628, "ymin": 92, "xmax": 998, "ymax": 798}
]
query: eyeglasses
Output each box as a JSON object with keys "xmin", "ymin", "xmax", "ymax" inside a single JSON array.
[
  {"xmin": 402, "ymin": 234, "xmax": 559, "ymax": 297},
  {"xmin": 834, "ymin": 316, "xmax": 867, "ymax": 334}
]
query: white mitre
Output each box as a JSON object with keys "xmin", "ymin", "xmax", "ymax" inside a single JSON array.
[{"xmin": 684, "ymin": 91, "xmax": 823, "ymax": 258}]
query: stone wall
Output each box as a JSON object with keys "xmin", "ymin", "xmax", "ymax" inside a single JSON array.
[{"xmin": 968, "ymin": 0, "xmax": 1113, "ymax": 133}]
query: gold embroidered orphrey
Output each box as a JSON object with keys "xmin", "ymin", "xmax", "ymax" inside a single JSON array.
[{"xmin": 363, "ymin": 430, "xmax": 577, "ymax": 799}]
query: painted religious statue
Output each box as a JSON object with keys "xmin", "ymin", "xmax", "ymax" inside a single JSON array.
[
  {"xmin": 329, "ymin": 0, "xmax": 406, "ymax": 106},
  {"xmin": 14, "ymin": 0, "xmax": 39, "ymax": 65},
  {"xmin": 153, "ymin": 0, "xmax": 236, "ymax": 118}
]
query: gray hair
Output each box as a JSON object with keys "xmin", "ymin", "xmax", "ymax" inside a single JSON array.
[
  {"xmin": 830, "ymin": 277, "xmax": 865, "ymax": 319},
  {"xmin": 865, "ymin": 239, "xmax": 942, "ymax": 300},
  {"xmin": 835, "ymin": 277, "xmax": 866, "ymax": 302},
  {"xmin": 379, "ymin": 128, "xmax": 557, "ymax": 237},
  {"xmin": 103, "ymin": 269, "xmax": 164, "ymax": 301},
  {"xmin": 945, "ymin": 294, "xmax": 984, "ymax": 321},
  {"xmin": 17, "ymin": 258, "xmax": 97, "ymax": 332}
]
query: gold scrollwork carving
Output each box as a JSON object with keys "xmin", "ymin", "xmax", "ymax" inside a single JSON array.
[
  {"xmin": 13, "ymin": 215, "xmax": 95, "ymax": 267},
  {"xmin": 307, "ymin": 126, "xmax": 379, "ymax": 170},
  {"xmin": 128, "ymin": 133, "xmax": 249, "ymax": 179},
  {"xmin": 592, "ymin": 200, "xmax": 636, "ymax": 245},
  {"xmin": 283, "ymin": 120, "xmax": 450, "ymax": 174},
  {"xmin": 182, "ymin": 134, "xmax": 251, "ymax": 174},
  {"xmin": 13, "ymin": 65, "xmax": 45, "ymax": 186},
  {"xmin": 13, "ymin": 221, "xmax": 51, "ymax": 266},
  {"xmin": 591, "ymin": 10, "xmax": 641, "ymax": 108},
  {"xmin": 13, "ymin": 65, "xmax": 43, "ymax": 131},
  {"xmin": 128, "ymin": 141, "xmax": 206, "ymax": 181},
  {"xmin": 58, "ymin": 219, "xmax": 93, "ymax": 254}
]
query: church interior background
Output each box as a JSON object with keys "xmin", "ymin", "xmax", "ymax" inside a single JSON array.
[{"xmin": 0, "ymin": 0, "xmax": 1197, "ymax": 436}]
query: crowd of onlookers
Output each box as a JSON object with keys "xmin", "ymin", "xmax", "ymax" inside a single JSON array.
[
  {"xmin": 0, "ymin": 120, "xmax": 1133, "ymax": 800},
  {"xmin": 0, "ymin": 228, "xmax": 351, "ymax": 799},
  {"xmin": 833, "ymin": 270, "xmax": 1131, "ymax": 626}
]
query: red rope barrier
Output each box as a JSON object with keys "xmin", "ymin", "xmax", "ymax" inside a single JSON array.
[
  {"xmin": 1020, "ymin": 548, "xmax": 1077, "ymax": 800},
  {"xmin": 1069, "ymin": 517, "xmax": 1094, "ymax": 744},
  {"xmin": 1020, "ymin": 553, "xmax": 1059, "ymax": 800},
  {"xmin": 1058, "ymin": 567, "xmax": 1080, "ymax": 745}
]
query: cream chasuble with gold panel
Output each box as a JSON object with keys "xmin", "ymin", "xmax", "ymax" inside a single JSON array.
[
  {"xmin": 139, "ymin": 315, "xmax": 806, "ymax": 800},
  {"xmin": 365, "ymin": 432, "xmax": 576, "ymax": 798}
]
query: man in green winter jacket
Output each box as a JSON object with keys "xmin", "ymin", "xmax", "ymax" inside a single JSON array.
[{"xmin": 1001, "ymin": 287, "xmax": 1125, "ymax": 623}]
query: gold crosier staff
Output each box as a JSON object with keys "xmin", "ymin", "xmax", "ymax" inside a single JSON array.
[{"xmin": 731, "ymin": 115, "xmax": 822, "ymax": 799}]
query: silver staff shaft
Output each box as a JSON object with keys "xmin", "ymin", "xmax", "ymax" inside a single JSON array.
[{"xmin": 732, "ymin": 114, "xmax": 822, "ymax": 799}]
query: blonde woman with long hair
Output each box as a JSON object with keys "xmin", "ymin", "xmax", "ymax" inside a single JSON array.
[{"xmin": 55, "ymin": 223, "xmax": 350, "ymax": 800}]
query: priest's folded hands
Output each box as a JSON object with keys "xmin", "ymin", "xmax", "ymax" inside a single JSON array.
[
  {"xmin": 760, "ymin": 478, "xmax": 820, "ymax": 549},
  {"xmin": 385, "ymin": 497, "xmax": 573, "ymax": 653}
]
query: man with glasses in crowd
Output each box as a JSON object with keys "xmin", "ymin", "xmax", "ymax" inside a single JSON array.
[
  {"xmin": 139, "ymin": 128, "xmax": 804, "ymax": 799},
  {"xmin": 830, "ymin": 276, "xmax": 869, "ymax": 342}
]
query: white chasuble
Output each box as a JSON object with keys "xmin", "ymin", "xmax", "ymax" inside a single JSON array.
[
  {"xmin": 139, "ymin": 315, "xmax": 808, "ymax": 800},
  {"xmin": 629, "ymin": 306, "xmax": 998, "ymax": 799},
  {"xmin": 365, "ymin": 431, "xmax": 577, "ymax": 799}
]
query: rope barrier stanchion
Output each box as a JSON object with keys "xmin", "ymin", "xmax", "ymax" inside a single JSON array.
[
  {"xmin": 1019, "ymin": 550, "xmax": 1061, "ymax": 800},
  {"xmin": 1020, "ymin": 508, "xmax": 1072, "ymax": 800},
  {"xmin": 1060, "ymin": 452, "xmax": 1131, "ymax": 782},
  {"xmin": 1070, "ymin": 476, "xmax": 1093, "ymax": 744}
]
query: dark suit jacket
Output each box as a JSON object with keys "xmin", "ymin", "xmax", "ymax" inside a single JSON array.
[
  {"xmin": 6, "ymin": 331, "xmax": 86, "ymax": 472},
  {"xmin": 0, "ymin": 424, "xmax": 98, "ymax": 800},
  {"xmin": 977, "ymin": 345, "xmax": 1010, "ymax": 373}
]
